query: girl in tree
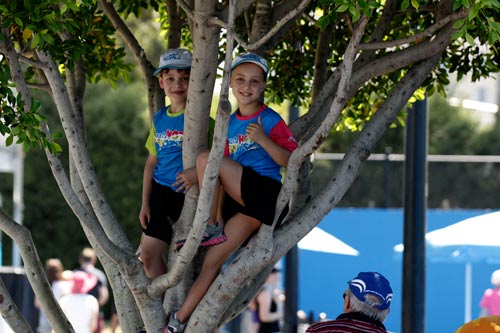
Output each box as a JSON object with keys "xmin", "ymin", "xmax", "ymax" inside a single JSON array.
[{"xmin": 166, "ymin": 52, "xmax": 297, "ymax": 333}]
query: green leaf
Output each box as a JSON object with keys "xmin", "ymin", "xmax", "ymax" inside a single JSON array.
[
  {"xmin": 401, "ymin": 0, "xmax": 409, "ymax": 11},
  {"xmin": 5, "ymin": 134, "xmax": 13, "ymax": 146},
  {"xmin": 465, "ymin": 32, "xmax": 475, "ymax": 45},
  {"xmin": 60, "ymin": 3, "xmax": 68, "ymax": 14},
  {"xmin": 31, "ymin": 33, "xmax": 41, "ymax": 48},
  {"xmin": 337, "ymin": 4, "xmax": 348, "ymax": 12},
  {"xmin": 14, "ymin": 17, "xmax": 23, "ymax": 27}
]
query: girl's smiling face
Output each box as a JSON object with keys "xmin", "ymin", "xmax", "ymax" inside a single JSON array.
[{"xmin": 230, "ymin": 63, "xmax": 266, "ymax": 107}]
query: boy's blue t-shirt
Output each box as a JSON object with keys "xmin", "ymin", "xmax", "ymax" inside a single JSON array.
[{"xmin": 145, "ymin": 106, "xmax": 184, "ymax": 190}]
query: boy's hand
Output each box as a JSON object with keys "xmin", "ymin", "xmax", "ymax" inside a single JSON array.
[
  {"xmin": 174, "ymin": 168, "xmax": 197, "ymax": 193},
  {"xmin": 139, "ymin": 206, "xmax": 150, "ymax": 229},
  {"xmin": 246, "ymin": 116, "xmax": 266, "ymax": 144}
]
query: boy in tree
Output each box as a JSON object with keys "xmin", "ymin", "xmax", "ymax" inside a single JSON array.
[{"xmin": 139, "ymin": 48, "xmax": 226, "ymax": 278}]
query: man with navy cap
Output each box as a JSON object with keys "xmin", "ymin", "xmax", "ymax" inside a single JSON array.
[{"xmin": 306, "ymin": 272, "xmax": 393, "ymax": 333}]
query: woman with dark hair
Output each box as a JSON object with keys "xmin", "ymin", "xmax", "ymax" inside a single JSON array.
[
  {"xmin": 256, "ymin": 268, "xmax": 284, "ymax": 333},
  {"xmin": 35, "ymin": 258, "xmax": 71, "ymax": 333}
]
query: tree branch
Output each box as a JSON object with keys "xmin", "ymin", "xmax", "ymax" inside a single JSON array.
[
  {"xmin": 0, "ymin": 29, "xmax": 32, "ymax": 111},
  {"xmin": 276, "ymin": 15, "xmax": 369, "ymax": 222},
  {"xmin": 238, "ymin": 0, "xmax": 311, "ymax": 51},
  {"xmin": 36, "ymin": 50, "xmax": 132, "ymax": 247},
  {"xmin": 100, "ymin": 0, "xmax": 163, "ymax": 120},
  {"xmin": 0, "ymin": 209, "xmax": 72, "ymax": 333},
  {"xmin": 0, "ymin": 274, "xmax": 35, "ymax": 333},
  {"xmin": 167, "ymin": 0, "xmax": 185, "ymax": 48},
  {"xmin": 274, "ymin": 52, "xmax": 444, "ymax": 267},
  {"xmin": 292, "ymin": 9, "xmax": 458, "ymax": 144},
  {"xmin": 360, "ymin": 7, "xmax": 468, "ymax": 50},
  {"xmin": 176, "ymin": 0, "xmax": 194, "ymax": 20},
  {"xmin": 354, "ymin": 0, "xmax": 400, "ymax": 68}
]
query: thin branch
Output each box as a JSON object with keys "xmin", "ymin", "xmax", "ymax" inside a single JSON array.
[
  {"xmin": 26, "ymin": 82, "xmax": 51, "ymax": 93},
  {"xmin": 209, "ymin": 0, "xmax": 311, "ymax": 51},
  {"xmin": 209, "ymin": 16, "xmax": 248, "ymax": 46},
  {"xmin": 100, "ymin": 0, "xmax": 162, "ymax": 119},
  {"xmin": 40, "ymin": 125, "xmax": 131, "ymax": 263},
  {"xmin": 0, "ymin": 275, "xmax": 35, "ymax": 333},
  {"xmin": 276, "ymin": 15, "xmax": 370, "ymax": 222},
  {"xmin": 244, "ymin": 0, "xmax": 311, "ymax": 50},
  {"xmin": 176, "ymin": 0, "xmax": 194, "ymax": 20},
  {"xmin": 0, "ymin": 30, "xmax": 32, "ymax": 111},
  {"xmin": 301, "ymin": 11, "xmax": 316, "ymax": 24},
  {"xmin": 16, "ymin": 54, "xmax": 42, "ymax": 67},
  {"xmin": 360, "ymin": 7, "xmax": 468, "ymax": 50}
]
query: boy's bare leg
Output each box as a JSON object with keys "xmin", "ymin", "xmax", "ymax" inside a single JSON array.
[{"xmin": 139, "ymin": 234, "xmax": 167, "ymax": 278}]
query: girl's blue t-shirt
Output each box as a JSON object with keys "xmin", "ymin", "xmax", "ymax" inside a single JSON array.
[{"xmin": 225, "ymin": 105, "xmax": 297, "ymax": 182}]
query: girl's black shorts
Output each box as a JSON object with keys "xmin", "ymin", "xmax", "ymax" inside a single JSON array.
[{"xmin": 222, "ymin": 166, "xmax": 284, "ymax": 226}]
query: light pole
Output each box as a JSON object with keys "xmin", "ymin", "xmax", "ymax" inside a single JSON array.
[{"xmin": 0, "ymin": 134, "xmax": 24, "ymax": 267}]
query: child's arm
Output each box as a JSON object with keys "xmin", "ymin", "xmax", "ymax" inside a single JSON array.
[
  {"xmin": 256, "ymin": 288, "xmax": 283, "ymax": 323},
  {"xmin": 246, "ymin": 117, "xmax": 293, "ymax": 167},
  {"xmin": 139, "ymin": 155, "xmax": 157, "ymax": 229},
  {"xmin": 174, "ymin": 167, "xmax": 198, "ymax": 193}
]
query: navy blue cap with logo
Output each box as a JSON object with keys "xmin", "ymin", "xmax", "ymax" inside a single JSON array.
[{"xmin": 348, "ymin": 272, "xmax": 393, "ymax": 311}]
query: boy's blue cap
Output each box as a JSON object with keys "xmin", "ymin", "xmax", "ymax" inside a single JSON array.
[
  {"xmin": 348, "ymin": 272, "xmax": 393, "ymax": 310},
  {"xmin": 231, "ymin": 52, "xmax": 268, "ymax": 77},
  {"xmin": 153, "ymin": 48, "xmax": 192, "ymax": 77}
]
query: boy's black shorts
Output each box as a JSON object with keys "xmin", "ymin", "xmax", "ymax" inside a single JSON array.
[
  {"xmin": 142, "ymin": 179, "xmax": 184, "ymax": 243},
  {"xmin": 222, "ymin": 166, "xmax": 285, "ymax": 226}
]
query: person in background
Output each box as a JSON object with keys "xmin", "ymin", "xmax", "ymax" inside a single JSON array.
[
  {"xmin": 35, "ymin": 258, "xmax": 71, "ymax": 333},
  {"xmin": 58, "ymin": 270, "xmax": 99, "ymax": 333},
  {"xmin": 109, "ymin": 302, "xmax": 119, "ymax": 333},
  {"xmin": 480, "ymin": 269, "xmax": 500, "ymax": 316},
  {"xmin": 75, "ymin": 247, "xmax": 109, "ymax": 333},
  {"xmin": 256, "ymin": 268, "xmax": 284, "ymax": 333},
  {"xmin": 306, "ymin": 272, "xmax": 393, "ymax": 333},
  {"xmin": 241, "ymin": 297, "xmax": 260, "ymax": 333}
]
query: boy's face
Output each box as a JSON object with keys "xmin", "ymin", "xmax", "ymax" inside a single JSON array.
[
  {"xmin": 230, "ymin": 63, "xmax": 266, "ymax": 106},
  {"xmin": 158, "ymin": 68, "xmax": 190, "ymax": 106}
]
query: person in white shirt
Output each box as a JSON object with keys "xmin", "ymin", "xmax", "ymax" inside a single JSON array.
[{"xmin": 58, "ymin": 270, "xmax": 99, "ymax": 333}]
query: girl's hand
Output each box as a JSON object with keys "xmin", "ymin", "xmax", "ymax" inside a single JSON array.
[
  {"xmin": 174, "ymin": 168, "xmax": 197, "ymax": 193},
  {"xmin": 246, "ymin": 117, "xmax": 266, "ymax": 144}
]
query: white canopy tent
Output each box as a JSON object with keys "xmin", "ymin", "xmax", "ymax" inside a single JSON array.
[{"xmin": 394, "ymin": 210, "xmax": 500, "ymax": 323}]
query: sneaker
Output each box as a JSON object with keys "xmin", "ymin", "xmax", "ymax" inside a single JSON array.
[
  {"xmin": 175, "ymin": 223, "xmax": 227, "ymax": 251},
  {"xmin": 200, "ymin": 223, "xmax": 227, "ymax": 247},
  {"xmin": 165, "ymin": 312, "xmax": 186, "ymax": 333}
]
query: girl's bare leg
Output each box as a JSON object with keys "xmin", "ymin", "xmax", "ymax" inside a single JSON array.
[
  {"xmin": 197, "ymin": 150, "xmax": 227, "ymax": 225},
  {"xmin": 175, "ymin": 213, "xmax": 261, "ymax": 322}
]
